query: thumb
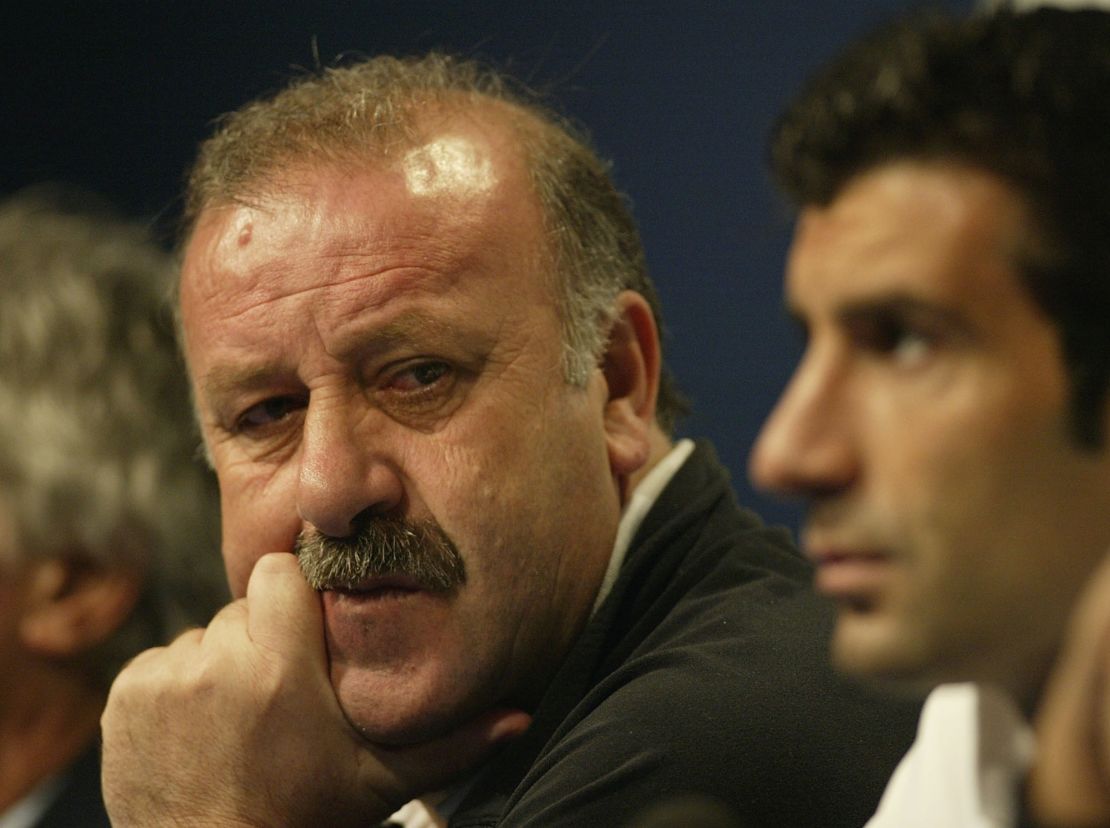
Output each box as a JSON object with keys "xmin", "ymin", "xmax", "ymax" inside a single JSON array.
[
  {"xmin": 1031, "ymin": 553, "xmax": 1110, "ymax": 826},
  {"xmin": 246, "ymin": 552, "xmax": 325, "ymax": 665}
]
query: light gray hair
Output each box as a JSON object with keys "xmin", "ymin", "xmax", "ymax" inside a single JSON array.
[{"xmin": 0, "ymin": 187, "xmax": 227, "ymax": 687}]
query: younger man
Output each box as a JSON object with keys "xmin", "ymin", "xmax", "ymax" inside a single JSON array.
[{"xmin": 752, "ymin": 8, "xmax": 1110, "ymax": 827}]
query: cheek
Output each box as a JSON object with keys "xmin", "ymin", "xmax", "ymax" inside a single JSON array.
[
  {"xmin": 217, "ymin": 464, "xmax": 301, "ymax": 597},
  {"xmin": 870, "ymin": 381, "xmax": 1072, "ymax": 583},
  {"xmin": 860, "ymin": 389, "xmax": 1006, "ymax": 593},
  {"xmin": 417, "ymin": 434, "xmax": 578, "ymax": 581},
  {"xmin": 865, "ymin": 373, "xmax": 1025, "ymax": 505},
  {"xmin": 424, "ymin": 406, "xmax": 556, "ymax": 510},
  {"xmin": 433, "ymin": 449, "xmax": 522, "ymax": 563}
]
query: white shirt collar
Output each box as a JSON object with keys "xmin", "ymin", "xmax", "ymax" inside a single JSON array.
[
  {"xmin": 867, "ymin": 682, "xmax": 1035, "ymax": 828},
  {"xmin": 591, "ymin": 439, "xmax": 695, "ymax": 615},
  {"xmin": 0, "ymin": 772, "xmax": 66, "ymax": 828}
]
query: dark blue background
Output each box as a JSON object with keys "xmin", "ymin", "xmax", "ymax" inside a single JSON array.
[{"xmin": 1, "ymin": 1, "xmax": 971, "ymax": 533}]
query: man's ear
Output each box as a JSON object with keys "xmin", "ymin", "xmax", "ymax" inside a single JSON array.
[
  {"xmin": 19, "ymin": 558, "xmax": 143, "ymax": 658},
  {"xmin": 601, "ymin": 290, "xmax": 662, "ymax": 479}
]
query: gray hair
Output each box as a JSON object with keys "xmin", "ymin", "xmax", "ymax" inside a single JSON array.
[
  {"xmin": 183, "ymin": 53, "xmax": 687, "ymax": 431},
  {"xmin": 0, "ymin": 187, "xmax": 227, "ymax": 687}
]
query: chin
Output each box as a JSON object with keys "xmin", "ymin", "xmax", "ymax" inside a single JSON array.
[
  {"xmin": 346, "ymin": 708, "xmax": 455, "ymax": 747},
  {"xmin": 330, "ymin": 662, "xmax": 483, "ymax": 746},
  {"xmin": 830, "ymin": 610, "xmax": 937, "ymax": 685},
  {"xmin": 337, "ymin": 691, "xmax": 463, "ymax": 746}
]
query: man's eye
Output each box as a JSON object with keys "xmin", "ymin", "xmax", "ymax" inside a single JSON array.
[
  {"xmin": 236, "ymin": 396, "xmax": 305, "ymax": 431},
  {"xmin": 388, "ymin": 361, "xmax": 451, "ymax": 392},
  {"xmin": 853, "ymin": 317, "xmax": 936, "ymax": 367},
  {"xmin": 890, "ymin": 330, "xmax": 933, "ymax": 365}
]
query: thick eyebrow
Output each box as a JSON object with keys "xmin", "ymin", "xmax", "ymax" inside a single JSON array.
[
  {"xmin": 835, "ymin": 292, "xmax": 973, "ymax": 336},
  {"xmin": 200, "ymin": 363, "xmax": 292, "ymax": 412},
  {"xmin": 786, "ymin": 291, "xmax": 973, "ymax": 336},
  {"xmin": 197, "ymin": 310, "xmax": 477, "ymax": 409}
]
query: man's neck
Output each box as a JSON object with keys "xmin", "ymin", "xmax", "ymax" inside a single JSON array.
[{"xmin": 979, "ymin": 640, "xmax": 1062, "ymax": 721}]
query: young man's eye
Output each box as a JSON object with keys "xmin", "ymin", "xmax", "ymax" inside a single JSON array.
[
  {"xmin": 890, "ymin": 329, "xmax": 933, "ymax": 365},
  {"xmin": 853, "ymin": 316, "xmax": 936, "ymax": 367},
  {"xmin": 236, "ymin": 396, "xmax": 305, "ymax": 431}
]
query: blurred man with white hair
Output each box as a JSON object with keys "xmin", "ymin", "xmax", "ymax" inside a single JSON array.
[{"xmin": 0, "ymin": 188, "xmax": 226, "ymax": 827}]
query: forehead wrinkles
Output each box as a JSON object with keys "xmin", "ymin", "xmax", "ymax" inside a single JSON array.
[
  {"xmin": 189, "ymin": 250, "xmax": 468, "ymax": 332},
  {"xmin": 181, "ymin": 117, "xmax": 556, "ymax": 353},
  {"xmin": 181, "ymin": 194, "xmax": 484, "ymax": 327}
]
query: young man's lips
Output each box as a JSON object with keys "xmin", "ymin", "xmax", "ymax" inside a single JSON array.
[{"xmin": 807, "ymin": 549, "xmax": 893, "ymax": 599}]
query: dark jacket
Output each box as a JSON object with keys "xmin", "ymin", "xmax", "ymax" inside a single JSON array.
[
  {"xmin": 451, "ymin": 441, "xmax": 920, "ymax": 827},
  {"xmin": 35, "ymin": 743, "xmax": 110, "ymax": 828}
]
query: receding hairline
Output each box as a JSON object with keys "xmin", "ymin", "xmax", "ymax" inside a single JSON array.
[
  {"xmin": 174, "ymin": 95, "xmax": 566, "ymax": 372},
  {"xmin": 182, "ymin": 79, "xmax": 564, "ymax": 244},
  {"xmin": 176, "ymin": 95, "xmax": 565, "ymax": 314}
]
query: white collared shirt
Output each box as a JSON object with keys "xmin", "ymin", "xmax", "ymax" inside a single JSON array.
[
  {"xmin": 867, "ymin": 683, "xmax": 1035, "ymax": 828},
  {"xmin": 0, "ymin": 773, "xmax": 65, "ymax": 828}
]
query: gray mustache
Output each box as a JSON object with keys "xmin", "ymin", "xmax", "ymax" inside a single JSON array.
[{"xmin": 294, "ymin": 516, "xmax": 466, "ymax": 592}]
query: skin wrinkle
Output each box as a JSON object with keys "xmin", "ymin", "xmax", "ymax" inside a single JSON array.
[
  {"xmin": 90, "ymin": 74, "xmax": 676, "ymax": 822},
  {"xmin": 200, "ymin": 290, "xmax": 487, "ymax": 442},
  {"xmin": 189, "ymin": 198, "xmax": 482, "ymax": 332},
  {"xmin": 186, "ymin": 170, "xmax": 562, "ymax": 448},
  {"xmin": 181, "ymin": 110, "xmax": 635, "ymax": 740},
  {"xmin": 212, "ymin": 307, "xmax": 532, "ymax": 468},
  {"xmin": 202, "ymin": 309, "xmax": 485, "ymax": 413},
  {"xmin": 197, "ymin": 260, "xmax": 462, "ymax": 327}
]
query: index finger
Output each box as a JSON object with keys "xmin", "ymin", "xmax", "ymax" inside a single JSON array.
[{"xmin": 245, "ymin": 552, "xmax": 325, "ymax": 664}]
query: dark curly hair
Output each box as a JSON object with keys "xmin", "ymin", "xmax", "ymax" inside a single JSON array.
[{"xmin": 771, "ymin": 7, "xmax": 1110, "ymax": 447}]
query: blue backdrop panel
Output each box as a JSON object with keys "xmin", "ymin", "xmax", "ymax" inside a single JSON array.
[{"xmin": 1, "ymin": 1, "xmax": 972, "ymax": 532}]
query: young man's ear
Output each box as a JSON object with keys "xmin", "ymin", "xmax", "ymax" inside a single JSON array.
[
  {"xmin": 19, "ymin": 557, "xmax": 142, "ymax": 658},
  {"xmin": 601, "ymin": 290, "xmax": 662, "ymax": 480}
]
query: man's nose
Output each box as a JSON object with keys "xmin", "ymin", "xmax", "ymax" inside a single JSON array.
[
  {"xmin": 296, "ymin": 394, "xmax": 404, "ymax": 537},
  {"xmin": 749, "ymin": 351, "xmax": 858, "ymax": 500}
]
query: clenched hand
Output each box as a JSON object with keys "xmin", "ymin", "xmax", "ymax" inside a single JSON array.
[{"xmin": 101, "ymin": 552, "xmax": 530, "ymax": 827}]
